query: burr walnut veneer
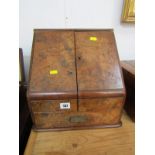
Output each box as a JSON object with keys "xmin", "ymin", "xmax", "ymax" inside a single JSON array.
[{"xmin": 27, "ymin": 29, "xmax": 126, "ymax": 131}]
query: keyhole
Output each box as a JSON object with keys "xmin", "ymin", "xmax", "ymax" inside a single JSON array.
[{"xmin": 78, "ymin": 56, "xmax": 81, "ymax": 60}]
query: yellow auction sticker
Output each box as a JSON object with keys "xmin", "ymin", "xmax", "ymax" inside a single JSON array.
[
  {"xmin": 50, "ymin": 70, "xmax": 58, "ymax": 75},
  {"xmin": 89, "ymin": 37, "xmax": 97, "ymax": 41}
]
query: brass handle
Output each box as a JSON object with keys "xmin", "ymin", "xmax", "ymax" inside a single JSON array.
[{"xmin": 69, "ymin": 115, "xmax": 88, "ymax": 123}]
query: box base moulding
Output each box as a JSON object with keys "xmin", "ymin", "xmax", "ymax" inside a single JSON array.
[{"xmin": 32, "ymin": 122, "xmax": 122, "ymax": 132}]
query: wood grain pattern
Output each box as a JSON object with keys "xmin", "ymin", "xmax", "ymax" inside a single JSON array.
[
  {"xmin": 31, "ymin": 99, "xmax": 77, "ymax": 113},
  {"xmin": 31, "ymin": 97, "xmax": 123, "ymax": 129},
  {"xmin": 24, "ymin": 112, "xmax": 134, "ymax": 155},
  {"xmin": 79, "ymin": 97, "xmax": 123, "ymax": 112},
  {"xmin": 28, "ymin": 30, "xmax": 77, "ymax": 100},
  {"xmin": 33, "ymin": 111, "xmax": 121, "ymax": 129},
  {"xmin": 27, "ymin": 29, "xmax": 126, "ymax": 130},
  {"xmin": 75, "ymin": 31, "xmax": 124, "ymax": 98}
]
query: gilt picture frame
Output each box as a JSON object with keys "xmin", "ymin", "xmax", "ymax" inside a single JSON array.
[{"xmin": 122, "ymin": 0, "xmax": 135, "ymax": 23}]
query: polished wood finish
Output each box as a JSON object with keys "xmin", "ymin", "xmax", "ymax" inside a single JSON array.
[
  {"xmin": 28, "ymin": 29, "xmax": 125, "ymax": 130},
  {"xmin": 24, "ymin": 112, "xmax": 134, "ymax": 155},
  {"xmin": 121, "ymin": 60, "xmax": 135, "ymax": 121},
  {"xmin": 31, "ymin": 97, "xmax": 124, "ymax": 130},
  {"xmin": 75, "ymin": 31, "xmax": 124, "ymax": 99},
  {"xmin": 33, "ymin": 111, "xmax": 121, "ymax": 130},
  {"xmin": 31, "ymin": 99, "xmax": 77, "ymax": 113},
  {"xmin": 32, "ymin": 97, "xmax": 123, "ymax": 130},
  {"xmin": 79, "ymin": 97, "xmax": 123, "ymax": 112},
  {"xmin": 28, "ymin": 30, "xmax": 77, "ymax": 100}
]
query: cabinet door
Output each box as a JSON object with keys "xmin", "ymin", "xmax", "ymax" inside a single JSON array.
[
  {"xmin": 75, "ymin": 30, "xmax": 124, "ymax": 99},
  {"xmin": 28, "ymin": 30, "xmax": 78, "ymax": 100}
]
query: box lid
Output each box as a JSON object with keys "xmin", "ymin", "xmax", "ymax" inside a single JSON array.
[
  {"xmin": 28, "ymin": 30, "xmax": 77, "ymax": 100},
  {"xmin": 75, "ymin": 30, "xmax": 125, "ymax": 99}
]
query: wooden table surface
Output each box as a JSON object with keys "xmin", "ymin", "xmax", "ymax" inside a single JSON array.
[{"xmin": 24, "ymin": 112, "xmax": 134, "ymax": 155}]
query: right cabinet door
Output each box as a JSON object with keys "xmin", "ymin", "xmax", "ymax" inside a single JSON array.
[{"xmin": 75, "ymin": 30, "xmax": 124, "ymax": 98}]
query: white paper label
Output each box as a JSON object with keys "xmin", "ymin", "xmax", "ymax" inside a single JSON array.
[{"xmin": 60, "ymin": 102, "xmax": 70, "ymax": 109}]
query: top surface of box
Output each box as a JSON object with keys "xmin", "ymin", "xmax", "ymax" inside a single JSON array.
[{"xmin": 28, "ymin": 29, "xmax": 125, "ymax": 100}]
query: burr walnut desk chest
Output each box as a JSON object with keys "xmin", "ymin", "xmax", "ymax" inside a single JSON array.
[{"xmin": 27, "ymin": 29, "xmax": 126, "ymax": 131}]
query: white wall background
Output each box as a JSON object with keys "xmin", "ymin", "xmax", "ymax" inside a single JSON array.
[{"xmin": 19, "ymin": 0, "xmax": 135, "ymax": 80}]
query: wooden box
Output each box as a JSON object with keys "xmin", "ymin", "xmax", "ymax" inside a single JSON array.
[
  {"xmin": 121, "ymin": 60, "xmax": 135, "ymax": 121},
  {"xmin": 27, "ymin": 29, "xmax": 126, "ymax": 131}
]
